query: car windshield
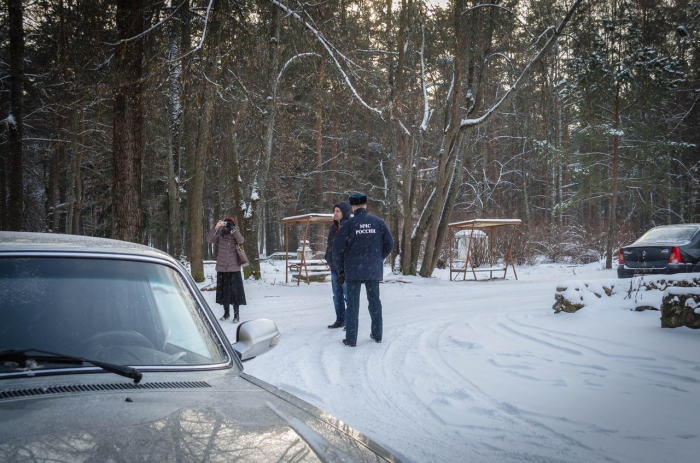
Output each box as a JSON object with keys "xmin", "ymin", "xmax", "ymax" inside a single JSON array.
[
  {"xmin": 636, "ymin": 226, "xmax": 700, "ymax": 244},
  {"xmin": 0, "ymin": 257, "xmax": 228, "ymax": 370}
]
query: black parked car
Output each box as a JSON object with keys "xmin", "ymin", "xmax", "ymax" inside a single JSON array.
[
  {"xmin": 617, "ymin": 224, "xmax": 700, "ymax": 278},
  {"xmin": 0, "ymin": 232, "xmax": 400, "ymax": 462}
]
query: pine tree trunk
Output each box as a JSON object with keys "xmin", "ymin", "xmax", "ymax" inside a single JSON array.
[
  {"xmin": 0, "ymin": 147, "xmax": 5, "ymax": 230},
  {"xmin": 315, "ymin": 56, "xmax": 325, "ymax": 208},
  {"xmin": 71, "ymin": 116, "xmax": 85, "ymax": 234},
  {"xmin": 166, "ymin": 0, "xmax": 186, "ymax": 259},
  {"xmin": 185, "ymin": 0, "xmax": 223, "ymax": 282},
  {"xmin": 330, "ymin": 116, "xmax": 339, "ymax": 193},
  {"xmin": 401, "ymin": 131, "xmax": 418, "ymax": 275},
  {"xmin": 387, "ymin": 132, "xmax": 401, "ymax": 270},
  {"xmin": 6, "ymin": 0, "xmax": 24, "ymax": 230},
  {"xmin": 185, "ymin": 87, "xmax": 214, "ymax": 282},
  {"xmin": 47, "ymin": 117, "xmax": 62, "ymax": 232},
  {"xmin": 606, "ymin": 92, "xmax": 621, "ymax": 269},
  {"xmin": 112, "ymin": 0, "xmax": 144, "ymax": 243},
  {"xmin": 243, "ymin": 4, "xmax": 280, "ymax": 280}
]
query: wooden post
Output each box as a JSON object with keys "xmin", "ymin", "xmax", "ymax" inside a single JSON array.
[
  {"xmin": 505, "ymin": 224, "xmax": 518, "ymax": 280},
  {"xmin": 468, "ymin": 223, "xmax": 477, "ymax": 280},
  {"xmin": 285, "ymin": 221, "xmax": 289, "ymax": 283},
  {"xmin": 301, "ymin": 219, "xmax": 311, "ymax": 285},
  {"xmin": 448, "ymin": 224, "xmax": 453, "ymax": 281},
  {"xmin": 489, "ymin": 227, "xmax": 494, "ymax": 279}
]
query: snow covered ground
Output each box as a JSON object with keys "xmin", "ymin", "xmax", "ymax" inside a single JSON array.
[{"xmin": 200, "ymin": 261, "xmax": 700, "ymax": 463}]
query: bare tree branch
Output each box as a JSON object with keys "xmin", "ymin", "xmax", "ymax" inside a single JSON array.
[
  {"xmin": 460, "ymin": 0, "xmax": 583, "ymax": 129},
  {"xmin": 270, "ymin": 0, "xmax": 383, "ymax": 117}
]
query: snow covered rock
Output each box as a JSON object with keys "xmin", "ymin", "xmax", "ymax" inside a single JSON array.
[
  {"xmin": 553, "ymin": 282, "xmax": 615, "ymax": 313},
  {"xmin": 553, "ymin": 274, "xmax": 700, "ymax": 315},
  {"xmin": 660, "ymin": 288, "xmax": 700, "ymax": 329}
]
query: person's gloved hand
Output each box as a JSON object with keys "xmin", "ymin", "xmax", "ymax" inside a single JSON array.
[{"xmin": 336, "ymin": 273, "xmax": 345, "ymax": 285}]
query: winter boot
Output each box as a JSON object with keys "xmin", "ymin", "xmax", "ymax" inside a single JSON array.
[
  {"xmin": 232, "ymin": 305, "xmax": 240, "ymax": 323},
  {"xmin": 219, "ymin": 305, "xmax": 230, "ymax": 321}
]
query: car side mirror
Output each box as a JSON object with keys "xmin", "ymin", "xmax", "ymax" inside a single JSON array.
[{"xmin": 232, "ymin": 319, "xmax": 281, "ymax": 361}]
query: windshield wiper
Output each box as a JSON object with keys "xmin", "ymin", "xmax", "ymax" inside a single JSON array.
[{"xmin": 0, "ymin": 348, "xmax": 143, "ymax": 384}]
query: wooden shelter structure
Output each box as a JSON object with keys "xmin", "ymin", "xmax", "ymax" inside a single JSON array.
[
  {"xmin": 447, "ymin": 219, "xmax": 521, "ymax": 281},
  {"xmin": 282, "ymin": 213, "xmax": 335, "ymax": 285}
]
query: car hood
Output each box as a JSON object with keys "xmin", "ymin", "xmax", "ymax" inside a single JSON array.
[{"xmin": 0, "ymin": 371, "xmax": 398, "ymax": 462}]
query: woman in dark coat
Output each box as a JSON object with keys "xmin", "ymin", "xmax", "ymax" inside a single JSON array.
[{"xmin": 207, "ymin": 216, "xmax": 247, "ymax": 322}]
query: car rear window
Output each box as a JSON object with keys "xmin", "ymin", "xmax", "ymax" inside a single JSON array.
[{"xmin": 636, "ymin": 226, "xmax": 700, "ymax": 243}]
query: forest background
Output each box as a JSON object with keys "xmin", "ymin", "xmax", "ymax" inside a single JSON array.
[{"xmin": 1, "ymin": 0, "xmax": 698, "ymax": 282}]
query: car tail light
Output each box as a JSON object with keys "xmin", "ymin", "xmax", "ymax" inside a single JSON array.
[
  {"xmin": 618, "ymin": 248, "xmax": 625, "ymax": 265},
  {"xmin": 669, "ymin": 246, "xmax": 682, "ymax": 264}
]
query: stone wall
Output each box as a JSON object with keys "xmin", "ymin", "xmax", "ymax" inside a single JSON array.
[{"xmin": 660, "ymin": 288, "xmax": 700, "ymax": 328}]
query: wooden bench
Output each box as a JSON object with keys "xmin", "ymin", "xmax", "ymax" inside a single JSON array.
[
  {"xmin": 287, "ymin": 259, "xmax": 331, "ymax": 284},
  {"xmin": 451, "ymin": 266, "xmax": 507, "ymax": 280}
]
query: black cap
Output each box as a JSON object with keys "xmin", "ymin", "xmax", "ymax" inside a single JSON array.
[{"xmin": 349, "ymin": 193, "xmax": 367, "ymax": 206}]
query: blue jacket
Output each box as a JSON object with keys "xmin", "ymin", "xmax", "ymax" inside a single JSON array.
[{"xmin": 332, "ymin": 207, "xmax": 393, "ymax": 281}]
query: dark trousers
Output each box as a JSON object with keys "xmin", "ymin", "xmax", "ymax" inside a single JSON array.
[
  {"xmin": 330, "ymin": 269, "xmax": 347, "ymax": 323},
  {"xmin": 345, "ymin": 280, "xmax": 382, "ymax": 344}
]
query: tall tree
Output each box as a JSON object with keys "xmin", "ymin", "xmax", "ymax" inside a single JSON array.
[
  {"xmin": 239, "ymin": 1, "xmax": 280, "ymax": 280},
  {"xmin": 5, "ymin": 0, "xmax": 25, "ymax": 230},
  {"xmin": 412, "ymin": 0, "xmax": 582, "ymax": 276},
  {"xmin": 166, "ymin": 0, "xmax": 188, "ymax": 258},
  {"xmin": 185, "ymin": 0, "xmax": 228, "ymax": 281},
  {"xmin": 564, "ymin": 0, "xmax": 686, "ymax": 267},
  {"xmin": 112, "ymin": 0, "xmax": 144, "ymax": 242}
]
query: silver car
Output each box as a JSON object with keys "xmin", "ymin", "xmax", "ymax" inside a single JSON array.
[{"xmin": 0, "ymin": 232, "xmax": 400, "ymax": 462}]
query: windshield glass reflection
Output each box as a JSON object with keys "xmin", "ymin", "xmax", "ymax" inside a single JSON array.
[{"xmin": 0, "ymin": 257, "xmax": 228, "ymax": 369}]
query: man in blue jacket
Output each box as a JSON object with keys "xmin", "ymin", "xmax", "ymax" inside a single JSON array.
[{"xmin": 333, "ymin": 193, "xmax": 393, "ymax": 347}]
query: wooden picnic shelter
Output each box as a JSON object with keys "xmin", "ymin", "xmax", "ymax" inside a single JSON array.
[
  {"xmin": 447, "ymin": 219, "xmax": 521, "ymax": 281},
  {"xmin": 282, "ymin": 213, "xmax": 335, "ymax": 285}
]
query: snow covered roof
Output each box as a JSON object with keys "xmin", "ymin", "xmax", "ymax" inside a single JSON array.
[
  {"xmin": 282, "ymin": 213, "xmax": 335, "ymax": 224},
  {"xmin": 448, "ymin": 218, "xmax": 521, "ymax": 229}
]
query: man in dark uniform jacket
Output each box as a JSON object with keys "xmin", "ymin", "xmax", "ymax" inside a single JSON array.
[
  {"xmin": 333, "ymin": 193, "xmax": 393, "ymax": 347},
  {"xmin": 325, "ymin": 201, "xmax": 351, "ymax": 329}
]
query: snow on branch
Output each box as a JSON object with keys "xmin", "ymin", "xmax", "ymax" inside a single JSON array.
[
  {"xmin": 534, "ymin": 26, "xmax": 556, "ymax": 47},
  {"xmin": 420, "ymin": 23, "xmax": 431, "ymax": 132},
  {"xmin": 399, "ymin": 120, "xmax": 411, "ymax": 136},
  {"xmin": 177, "ymin": 0, "xmax": 215, "ymax": 60},
  {"xmin": 278, "ymin": 53, "xmax": 321, "ymax": 83},
  {"xmin": 270, "ymin": 0, "xmax": 383, "ymax": 118},
  {"xmin": 412, "ymin": 187, "xmax": 435, "ymax": 240},
  {"xmin": 460, "ymin": 0, "xmax": 582, "ymax": 129},
  {"xmin": 108, "ymin": 0, "xmax": 188, "ymax": 47}
]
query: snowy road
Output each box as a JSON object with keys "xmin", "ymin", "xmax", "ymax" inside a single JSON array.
[{"xmin": 204, "ymin": 262, "xmax": 700, "ymax": 463}]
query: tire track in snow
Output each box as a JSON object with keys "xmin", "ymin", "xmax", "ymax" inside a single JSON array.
[
  {"xmin": 348, "ymin": 309, "xmax": 617, "ymax": 463},
  {"xmin": 358, "ymin": 284, "xmax": 613, "ymax": 462},
  {"xmin": 499, "ymin": 315, "xmax": 700, "ymax": 391},
  {"xmin": 507, "ymin": 314, "xmax": 700, "ymax": 370},
  {"xmin": 430, "ymin": 320, "xmax": 619, "ymax": 463},
  {"xmin": 240, "ymin": 276, "xmax": 641, "ymax": 463}
]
